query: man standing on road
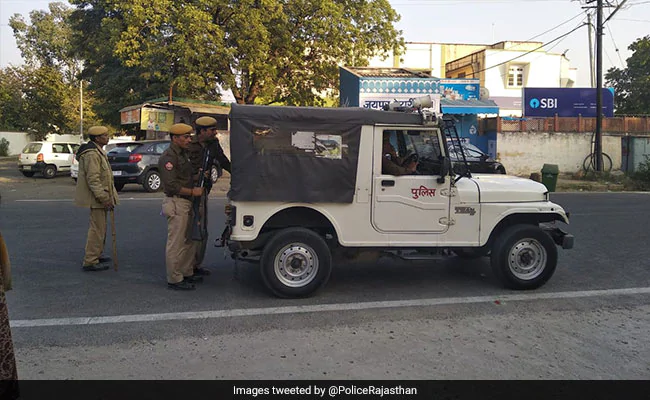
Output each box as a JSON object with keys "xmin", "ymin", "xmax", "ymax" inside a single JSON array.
[
  {"xmin": 187, "ymin": 116, "xmax": 232, "ymax": 277},
  {"xmin": 75, "ymin": 126, "xmax": 118, "ymax": 272},
  {"xmin": 159, "ymin": 123, "xmax": 205, "ymax": 291}
]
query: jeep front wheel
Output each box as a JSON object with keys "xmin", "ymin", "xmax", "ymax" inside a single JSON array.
[
  {"xmin": 490, "ymin": 224, "xmax": 557, "ymax": 290},
  {"xmin": 261, "ymin": 228, "xmax": 332, "ymax": 298}
]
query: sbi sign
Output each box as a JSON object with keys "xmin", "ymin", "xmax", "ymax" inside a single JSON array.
[
  {"xmin": 523, "ymin": 88, "xmax": 614, "ymax": 118},
  {"xmin": 529, "ymin": 97, "xmax": 558, "ymax": 110}
]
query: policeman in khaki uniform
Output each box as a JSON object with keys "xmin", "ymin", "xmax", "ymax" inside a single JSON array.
[
  {"xmin": 159, "ymin": 123, "xmax": 205, "ymax": 291},
  {"xmin": 74, "ymin": 126, "xmax": 119, "ymax": 271},
  {"xmin": 187, "ymin": 116, "xmax": 232, "ymax": 277}
]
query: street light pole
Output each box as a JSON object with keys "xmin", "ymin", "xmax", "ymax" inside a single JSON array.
[{"xmin": 80, "ymin": 80, "xmax": 84, "ymax": 141}]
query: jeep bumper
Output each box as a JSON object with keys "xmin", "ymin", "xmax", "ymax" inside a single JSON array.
[{"xmin": 544, "ymin": 226, "xmax": 574, "ymax": 249}]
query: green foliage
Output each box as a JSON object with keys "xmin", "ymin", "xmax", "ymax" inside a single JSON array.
[
  {"xmin": 605, "ymin": 36, "xmax": 650, "ymax": 115},
  {"xmin": 633, "ymin": 155, "xmax": 650, "ymax": 183},
  {"xmin": 8, "ymin": 3, "xmax": 102, "ymax": 137},
  {"xmin": 69, "ymin": 0, "xmax": 404, "ymax": 106},
  {"xmin": 0, "ymin": 67, "xmax": 28, "ymax": 131},
  {"xmin": 0, "ymin": 138, "xmax": 9, "ymax": 157}
]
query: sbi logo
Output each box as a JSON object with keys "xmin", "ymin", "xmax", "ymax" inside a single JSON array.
[{"xmin": 530, "ymin": 98, "xmax": 557, "ymax": 109}]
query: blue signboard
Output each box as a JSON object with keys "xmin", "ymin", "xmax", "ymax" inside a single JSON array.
[
  {"xmin": 438, "ymin": 79, "xmax": 479, "ymax": 101},
  {"xmin": 523, "ymin": 88, "xmax": 614, "ymax": 117}
]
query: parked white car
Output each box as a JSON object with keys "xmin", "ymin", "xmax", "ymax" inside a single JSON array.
[{"xmin": 18, "ymin": 141, "xmax": 81, "ymax": 179}]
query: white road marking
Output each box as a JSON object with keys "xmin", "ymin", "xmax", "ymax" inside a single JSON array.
[
  {"xmin": 10, "ymin": 286, "xmax": 650, "ymax": 328},
  {"xmin": 15, "ymin": 197, "xmax": 226, "ymax": 202}
]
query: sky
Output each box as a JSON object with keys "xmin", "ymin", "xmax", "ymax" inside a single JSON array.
[{"xmin": 1, "ymin": 0, "xmax": 649, "ymax": 88}]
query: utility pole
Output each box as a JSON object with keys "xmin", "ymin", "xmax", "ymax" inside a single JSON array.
[
  {"xmin": 587, "ymin": 12, "xmax": 595, "ymax": 88},
  {"xmin": 595, "ymin": 0, "xmax": 603, "ymax": 172}
]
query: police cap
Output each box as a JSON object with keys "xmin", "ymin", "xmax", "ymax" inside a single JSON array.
[
  {"xmin": 87, "ymin": 126, "xmax": 109, "ymax": 136},
  {"xmin": 169, "ymin": 123, "xmax": 193, "ymax": 135},
  {"xmin": 195, "ymin": 116, "xmax": 218, "ymax": 129}
]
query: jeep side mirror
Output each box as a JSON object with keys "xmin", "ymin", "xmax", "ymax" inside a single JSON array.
[{"xmin": 437, "ymin": 156, "xmax": 451, "ymax": 184}]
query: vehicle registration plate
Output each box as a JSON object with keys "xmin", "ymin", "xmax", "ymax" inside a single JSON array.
[
  {"xmin": 112, "ymin": 170, "xmax": 122, "ymax": 176},
  {"xmin": 23, "ymin": 166, "xmax": 32, "ymax": 171}
]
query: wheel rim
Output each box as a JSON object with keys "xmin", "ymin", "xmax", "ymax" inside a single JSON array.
[
  {"xmin": 148, "ymin": 173, "xmax": 160, "ymax": 190},
  {"xmin": 273, "ymin": 243, "xmax": 319, "ymax": 288},
  {"xmin": 211, "ymin": 167, "xmax": 219, "ymax": 183},
  {"xmin": 45, "ymin": 167, "xmax": 55, "ymax": 177},
  {"xmin": 507, "ymin": 238, "xmax": 547, "ymax": 280}
]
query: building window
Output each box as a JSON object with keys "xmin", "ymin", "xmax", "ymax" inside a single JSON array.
[{"xmin": 507, "ymin": 64, "xmax": 525, "ymax": 87}]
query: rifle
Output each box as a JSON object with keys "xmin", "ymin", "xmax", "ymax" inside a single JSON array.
[{"xmin": 191, "ymin": 146, "xmax": 211, "ymax": 241}]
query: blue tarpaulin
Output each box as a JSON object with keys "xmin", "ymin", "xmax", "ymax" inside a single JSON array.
[{"xmin": 441, "ymin": 98, "xmax": 499, "ymax": 114}]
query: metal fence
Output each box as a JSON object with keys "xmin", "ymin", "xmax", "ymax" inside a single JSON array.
[{"xmin": 481, "ymin": 116, "xmax": 650, "ymax": 134}]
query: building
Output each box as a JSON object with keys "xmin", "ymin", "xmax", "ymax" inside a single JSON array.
[
  {"xmin": 370, "ymin": 41, "xmax": 577, "ymax": 117},
  {"xmin": 339, "ymin": 67, "xmax": 499, "ymax": 156},
  {"xmin": 119, "ymin": 97, "xmax": 231, "ymax": 140}
]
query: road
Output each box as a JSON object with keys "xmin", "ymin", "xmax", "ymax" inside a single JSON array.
[{"xmin": 1, "ymin": 164, "xmax": 649, "ymax": 380}]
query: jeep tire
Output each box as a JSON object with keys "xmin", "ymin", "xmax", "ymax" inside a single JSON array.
[
  {"xmin": 260, "ymin": 228, "xmax": 332, "ymax": 298},
  {"xmin": 490, "ymin": 224, "xmax": 557, "ymax": 290}
]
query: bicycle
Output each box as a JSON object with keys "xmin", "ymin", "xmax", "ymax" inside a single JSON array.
[{"xmin": 582, "ymin": 131, "xmax": 612, "ymax": 173}]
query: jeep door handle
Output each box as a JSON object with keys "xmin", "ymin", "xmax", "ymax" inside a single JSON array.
[{"xmin": 381, "ymin": 180, "xmax": 395, "ymax": 187}]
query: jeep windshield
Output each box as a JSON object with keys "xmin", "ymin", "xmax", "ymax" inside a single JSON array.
[{"xmin": 400, "ymin": 130, "xmax": 445, "ymax": 176}]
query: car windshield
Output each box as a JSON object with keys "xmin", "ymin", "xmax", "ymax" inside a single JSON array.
[
  {"xmin": 108, "ymin": 143, "xmax": 141, "ymax": 154},
  {"xmin": 22, "ymin": 143, "xmax": 42, "ymax": 153},
  {"xmin": 447, "ymin": 141, "xmax": 485, "ymax": 160}
]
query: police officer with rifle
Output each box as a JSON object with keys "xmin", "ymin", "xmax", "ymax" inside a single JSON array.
[{"xmin": 188, "ymin": 116, "xmax": 231, "ymax": 277}]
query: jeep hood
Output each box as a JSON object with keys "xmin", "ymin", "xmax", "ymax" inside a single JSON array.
[{"xmin": 469, "ymin": 174, "xmax": 548, "ymax": 203}]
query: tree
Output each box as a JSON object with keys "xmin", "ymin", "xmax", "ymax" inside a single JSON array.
[
  {"xmin": 0, "ymin": 67, "xmax": 28, "ymax": 132},
  {"xmin": 70, "ymin": 0, "xmax": 404, "ymax": 106},
  {"xmin": 605, "ymin": 36, "xmax": 650, "ymax": 115},
  {"xmin": 10, "ymin": 2, "xmax": 102, "ymax": 137}
]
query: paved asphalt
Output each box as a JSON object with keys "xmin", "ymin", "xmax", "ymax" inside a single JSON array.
[{"xmin": 1, "ymin": 169, "xmax": 650, "ymax": 379}]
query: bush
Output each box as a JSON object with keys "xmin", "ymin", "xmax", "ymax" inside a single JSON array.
[
  {"xmin": 0, "ymin": 138, "xmax": 9, "ymax": 157},
  {"xmin": 633, "ymin": 155, "xmax": 650, "ymax": 183}
]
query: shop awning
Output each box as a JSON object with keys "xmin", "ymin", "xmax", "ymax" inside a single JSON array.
[{"xmin": 441, "ymin": 98, "xmax": 499, "ymax": 114}]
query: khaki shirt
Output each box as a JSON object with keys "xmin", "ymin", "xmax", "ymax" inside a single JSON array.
[{"xmin": 159, "ymin": 142, "xmax": 194, "ymax": 196}]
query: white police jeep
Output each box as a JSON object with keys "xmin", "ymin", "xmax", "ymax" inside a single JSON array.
[{"xmin": 221, "ymin": 104, "xmax": 573, "ymax": 298}]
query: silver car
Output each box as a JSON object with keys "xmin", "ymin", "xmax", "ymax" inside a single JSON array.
[{"xmin": 18, "ymin": 141, "xmax": 80, "ymax": 179}]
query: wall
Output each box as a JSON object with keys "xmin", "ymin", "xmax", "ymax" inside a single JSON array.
[
  {"xmin": 0, "ymin": 132, "xmax": 29, "ymax": 156},
  {"xmin": 495, "ymin": 131, "xmax": 622, "ymax": 176}
]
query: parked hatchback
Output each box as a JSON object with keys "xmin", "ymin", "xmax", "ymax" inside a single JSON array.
[
  {"xmin": 108, "ymin": 140, "xmax": 169, "ymax": 192},
  {"xmin": 18, "ymin": 141, "xmax": 80, "ymax": 179}
]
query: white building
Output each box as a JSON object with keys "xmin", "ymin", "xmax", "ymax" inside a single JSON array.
[{"xmin": 370, "ymin": 41, "xmax": 577, "ymax": 117}]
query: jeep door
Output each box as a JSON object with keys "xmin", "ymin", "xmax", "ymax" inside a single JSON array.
[{"xmin": 371, "ymin": 128, "xmax": 452, "ymax": 233}]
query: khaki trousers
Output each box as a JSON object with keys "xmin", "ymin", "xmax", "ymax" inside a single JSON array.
[
  {"xmin": 162, "ymin": 197, "xmax": 194, "ymax": 284},
  {"xmin": 192, "ymin": 194, "xmax": 208, "ymax": 268},
  {"xmin": 83, "ymin": 208, "xmax": 107, "ymax": 266}
]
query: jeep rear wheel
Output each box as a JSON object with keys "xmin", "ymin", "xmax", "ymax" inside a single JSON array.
[
  {"xmin": 490, "ymin": 224, "xmax": 557, "ymax": 290},
  {"xmin": 261, "ymin": 228, "xmax": 332, "ymax": 298}
]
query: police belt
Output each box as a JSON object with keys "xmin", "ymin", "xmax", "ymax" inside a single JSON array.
[{"xmin": 167, "ymin": 194, "xmax": 192, "ymax": 201}]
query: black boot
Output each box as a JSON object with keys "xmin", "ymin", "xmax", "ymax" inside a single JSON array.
[
  {"xmin": 98, "ymin": 254, "xmax": 112, "ymax": 263},
  {"xmin": 167, "ymin": 281, "xmax": 196, "ymax": 291},
  {"xmin": 184, "ymin": 275, "xmax": 204, "ymax": 284},
  {"xmin": 82, "ymin": 263, "xmax": 109, "ymax": 272}
]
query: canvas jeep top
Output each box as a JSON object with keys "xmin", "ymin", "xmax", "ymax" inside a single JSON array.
[{"xmin": 221, "ymin": 103, "xmax": 574, "ymax": 298}]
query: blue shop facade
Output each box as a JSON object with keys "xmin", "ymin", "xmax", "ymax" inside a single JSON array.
[{"xmin": 339, "ymin": 67, "xmax": 499, "ymax": 157}]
